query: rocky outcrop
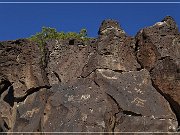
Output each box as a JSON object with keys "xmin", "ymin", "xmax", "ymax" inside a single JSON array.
[
  {"xmin": 0, "ymin": 39, "xmax": 50, "ymax": 132},
  {"xmin": 0, "ymin": 16, "xmax": 179, "ymax": 133},
  {"xmin": 82, "ymin": 20, "xmax": 140, "ymax": 78},
  {"xmin": 135, "ymin": 16, "xmax": 180, "ymax": 128}
]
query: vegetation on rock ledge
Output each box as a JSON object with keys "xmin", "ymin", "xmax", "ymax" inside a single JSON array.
[
  {"xmin": 29, "ymin": 27, "xmax": 88, "ymax": 45},
  {"xmin": 29, "ymin": 27, "xmax": 89, "ymax": 67}
]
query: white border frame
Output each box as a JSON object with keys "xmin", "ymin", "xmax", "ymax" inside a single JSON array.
[
  {"xmin": 0, "ymin": 1, "xmax": 180, "ymax": 3},
  {"xmin": 0, "ymin": 0, "xmax": 179, "ymax": 134}
]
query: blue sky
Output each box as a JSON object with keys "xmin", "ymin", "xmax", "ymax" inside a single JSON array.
[{"xmin": 0, "ymin": 1, "xmax": 180, "ymax": 40}]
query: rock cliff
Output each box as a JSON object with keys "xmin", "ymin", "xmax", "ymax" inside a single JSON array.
[{"xmin": 0, "ymin": 16, "xmax": 179, "ymax": 133}]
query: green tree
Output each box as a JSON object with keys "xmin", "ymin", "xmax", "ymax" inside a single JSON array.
[
  {"xmin": 29, "ymin": 26, "xmax": 89, "ymax": 45},
  {"xmin": 79, "ymin": 28, "xmax": 87, "ymax": 38}
]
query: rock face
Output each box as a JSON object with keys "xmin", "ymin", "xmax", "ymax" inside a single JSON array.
[
  {"xmin": 0, "ymin": 16, "xmax": 180, "ymax": 133},
  {"xmin": 135, "ymin": 16, "xmax": 180, "ymax": 128},
  {"xmin": 82, "ymin": 19, "xmax": 140, "ymax": 78}
]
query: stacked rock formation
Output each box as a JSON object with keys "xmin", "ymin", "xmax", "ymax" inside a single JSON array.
[{"xmin": 0, "ymin": 16, "xmax": 179, "ymax": 133}]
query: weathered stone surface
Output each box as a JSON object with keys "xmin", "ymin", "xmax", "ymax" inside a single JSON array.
[
  {"xmin": 42, "ymin": 76, "xmax": 112, "ymax": 132},
  {"xmin": 94, "ymin": 69, "xmax": 178, "ymax": 132},
  {"xmin": 13, "ymin": 88, "xmax": 47, "ymax": 132},
  {"xmin": 114, "ymin": 114, "xmax": 177, "ymax": 132},
  {"xmin": 0, "ymin": 114, "xmax": 7, "ymax": 132},
  {"xmin": 0, "ymin": 39, "xmax": 47, "ymax": 98},
  {"xmin": 151, "ymin": 57, "xmax": 180, "ymax": 123},
  {"xmin": 136, "ymin": 16, "xmax": 180, "ymax": 127},
  {"xmin": 95, "ymin": 69, "xmax": 174, "ymax": 117},
  {"xmin": 0, "ymin": 85, "xmax": 14, "ymax": 132},
  {"xmin": 0, "ymin": 39, "xmax": 49, "ymax": 132},
  {"xmin": 40, "ymin": 68, "xmax": 178, "ymax": 132},
  {"xmin": 47, "ymin": 39, "xmax": 96, "ymax": 85},
  {"xmin": 0, "ymin": 17, "xmax": 179, "ymax": 133},
  {"xmin": 136, "ymin": 16, "xmax": 179, "ymax": 70},
  {"xmin": 98, "ymin": 19, "xmax": 126, "ymax": 37},
  {"xmin": 82, "ymin": 20, "xmax": 140, "ymax": 77}
]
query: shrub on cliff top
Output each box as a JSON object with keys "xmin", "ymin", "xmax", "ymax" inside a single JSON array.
[
  {"xmin": 29, "ymin": 26, "xmax": 88, "ymax": 44},
  {"xmin": 29, "ymin": 27, "xmax": 89, "ymax": 66}
]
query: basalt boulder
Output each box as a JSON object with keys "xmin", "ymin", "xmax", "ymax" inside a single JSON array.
[
  {"xmin": 81, "ymin": 20, "xmax": 140, "ymax": 77},
  {"xmin": 136, "ymin": 16, "xmax": 180, "ymax": 128}
]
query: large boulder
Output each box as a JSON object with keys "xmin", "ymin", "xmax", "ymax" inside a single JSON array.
[
  {"xmin": 95, "ymin": 69, "xmax": 178, "ymax": 132},
  {"xmin": 41, "ymin": 76, "xmax": 110, "ymax": 132},
  {"xmin": 135, "ymin": 16, "xmax": 180, "ymax": 125},
  {"xmin": 41, "ymin": 69, "xmax": 178, "ymax": 132}
]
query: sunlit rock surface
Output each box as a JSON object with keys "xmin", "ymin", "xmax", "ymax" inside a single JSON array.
[{"xmin": 0, "ymin": 16, "xmax": 179, "ymax": 133}]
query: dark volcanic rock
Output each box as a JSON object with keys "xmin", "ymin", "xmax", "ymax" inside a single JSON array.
[
  {"xmin": 136, "ymin": 16, "xmax": 179, "ymax": 70},
  {"xmin": 42, "ymin": 76, "xmax": 109, "ymax": 132},
  {"xmin": 151, "ymin": 57, "xmax": 180, "ymax": 124},
  {"xmin": 114, "ymin": 115, "xmax": 177, "ymax": 132},
  {"xmin": 95, "ymin": 69, "xmax": 177, "ymax": 132},
  {"xmin": 0, "ymin": 16, "xmax": 179, "ymax": 133},
  {"xmin": 47, "ymin": 39, "xmax": 96, "ymax": 85},
  {"xmin": 0, "ymin": 39, "xmax": 48, "ymax": 98},
  {"xmin": 98, "ymin": 19, "xmax": 126, "ymax": 37},
  {"xmin": 95, "ymin": 69, "xmax": 174, "ymax": 118},
  {"xmin": 136, "ymin": 16, "xmax": 180, "ymax": 128},
  {"xmin": 0, "ymin": 39, "xmax": 49, "ymax": 132},
  {"xmin": 41, "ymin": 69, "xmax": 178, "ymax": 132},
  {"xmin": 82, "ymin": 19, "xmax": 140, "ymax": 77},
  {"xmin": 12, "ymin": 87, "xmax": 48, "ymax": 132}
]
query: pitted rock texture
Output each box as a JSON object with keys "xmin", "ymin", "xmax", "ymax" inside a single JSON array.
[
  {"xmin": 0, "ymin": 16, "xmax": 179, "ymax": 133},
  {"xmin": 81, "ymin": 20, "xmax": 140, "ymax": 77},
  {"xmin": 136, "ymin": 16, "xmax": 180, "ymax": 129}
]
